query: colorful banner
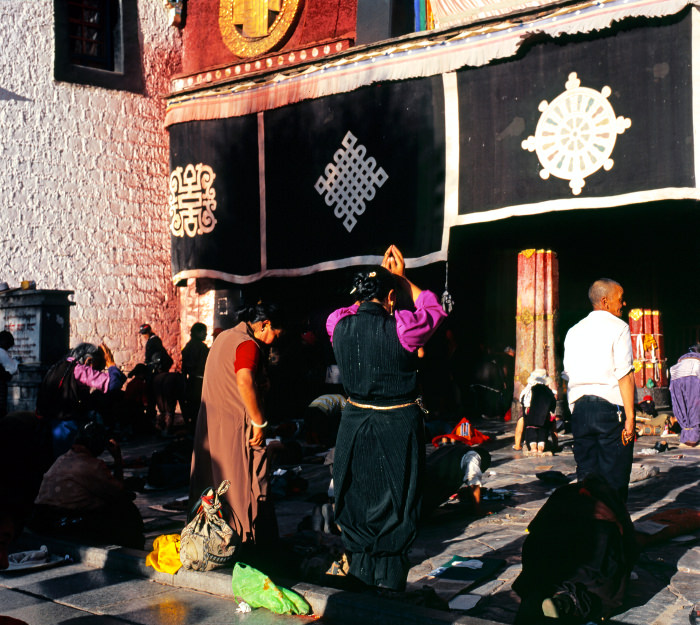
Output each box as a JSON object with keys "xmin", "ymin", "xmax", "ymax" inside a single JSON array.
[
  {"xmin": 168, "ymin": 9, "xmax": 694, "ymax": 283},
  {"xmin": 432, "ymin": 0, "xmax": 569, "ymax": 28}
]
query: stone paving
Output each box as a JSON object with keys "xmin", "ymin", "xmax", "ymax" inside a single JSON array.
[
  {"xmin": 405, "ymin": 424, "xmax": 700, "ymax": 624},
  {"xmin": 3, "ymin": 420, "xmax": 699, "ymax": 624},
  {"xmin": 0, "ymin": 562, "xmax": 316, "ymax": 624},
  {"xmin": 114, "ymin": 420, "xmax": 700, "ymax": 624}
]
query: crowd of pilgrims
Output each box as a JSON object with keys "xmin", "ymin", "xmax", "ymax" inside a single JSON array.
[
  {"xmin": 3, "ymin": 245, "xmax": 678, "ymax": 624},
  {"xmin": 0, "ymin": 250, "xmax": 511, "ymax": 558}
]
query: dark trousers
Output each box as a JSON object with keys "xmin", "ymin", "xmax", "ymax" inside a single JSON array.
[
  {"xmin": 572, "ymin": 396, "xmax": 633, "ymax": 501},
  {"xmin": 525, "ymin": 425, "xmax": 548, "ymax": 447},
  {"xmin": 421, "ymin": 443, "xmax": 470, "ymax": 517}
]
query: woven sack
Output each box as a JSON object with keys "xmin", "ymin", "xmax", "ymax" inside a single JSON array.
[{"xmin": 180, "ymin": 480, "xmax": 240, "ymax": 571}]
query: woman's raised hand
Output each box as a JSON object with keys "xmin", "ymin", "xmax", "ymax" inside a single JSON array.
[
  {"xmin": 382, "ymin": 245, "xmax": 405, "ymax": 277},
  {"xmin": 100, "ymin": 343, "xmax": 116, "ymax": 368}
]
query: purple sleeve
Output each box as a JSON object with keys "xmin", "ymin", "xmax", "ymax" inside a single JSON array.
[
  {"xmin": 73, "ymin": 362, "xmax": 111, "ymax": 393},
  {"xmin": 326, "ymin": 304, "xmax": 360, "ymax": 344},
  {"xmin": 395, "ymin": 290, "xmax": 448, "ymax": 352},
  {"xmin": 107, "ymin": 365, "xmax": 127, "ymax": 392}
]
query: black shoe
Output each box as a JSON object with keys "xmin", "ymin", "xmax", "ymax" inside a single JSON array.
[{"xmin": 542, "ymin": 594, "xmax": 576, "ymax": 619}]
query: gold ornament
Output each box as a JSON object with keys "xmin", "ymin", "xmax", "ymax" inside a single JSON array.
[
  {"xmin": 629, "ymin": 308, "xmax": 643, "ymax": 321},
  {"xmin": 518, "ymin": 309, "xmax": 534, "ymax": 326},
  {"xmin": 219, "ymin": 0, "xmax": 303, "ymax": 59}
]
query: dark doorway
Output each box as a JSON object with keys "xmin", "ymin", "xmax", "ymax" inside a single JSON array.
[{"xmin": 448, "ymin": 200, "xmax": 699, "ymax": 367}]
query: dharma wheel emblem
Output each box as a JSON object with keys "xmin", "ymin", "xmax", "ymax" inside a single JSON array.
[
  {"xmin": 219, "ymin": 0, "xmax": 303, "ymax": 59},
  {"xmin": 522, "ymin": 73, "xmax": 631, "ymax": 195}
]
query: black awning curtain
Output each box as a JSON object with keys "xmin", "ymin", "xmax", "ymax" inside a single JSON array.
[
  {"xmin": 169, "ymin": 10, "xmax": 694, "ymax": 284},
  {"xmin": 169, "ymin": 116, "xmax": 261, "ymax": 279},
  {"xmin": 169, "ymin": 76, "xmax": 447, "ymax": 282},
  {"xmin": 457, "ymin": 10, "xmax": 693, "ymax": 213},
  {"xmin": 263, "ymin": 76, "xmax": 447, "ymax": 271}
]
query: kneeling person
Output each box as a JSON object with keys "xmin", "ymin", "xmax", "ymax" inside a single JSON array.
[{"xmin": 32, "ymin": 422, "xmax": 143, "ymax": 549}]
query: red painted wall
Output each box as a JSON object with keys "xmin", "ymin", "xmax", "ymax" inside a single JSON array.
[{"xmin": 180, "ymin": 0, "xmax": 357, "ymax": 76}]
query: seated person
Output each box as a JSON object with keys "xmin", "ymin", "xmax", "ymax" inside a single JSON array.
[
  {"xmin": 523, "ymin": 382, "xmax": 557, "ymax": 455},
  {"xmin": 303, "ymin": 393, "xmax": 346, "ymax": 447},
  {"xmin": 467, "ymin": 348, "xmax": 509, "ymax": 420},
  {"xmin": 31, "ymin": 422, "xmax": 144, "ymax": 549}
]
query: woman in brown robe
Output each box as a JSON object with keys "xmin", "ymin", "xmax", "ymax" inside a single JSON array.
[{"xmin": 188, "ymin": 303, "xmax": 284, "ymax": 548}]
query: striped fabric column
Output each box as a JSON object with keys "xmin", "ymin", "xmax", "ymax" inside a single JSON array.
[{"xmin": 514, "ymin": 249, "xmax": 560, "ymax": 408}]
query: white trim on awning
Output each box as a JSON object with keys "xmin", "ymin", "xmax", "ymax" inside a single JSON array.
[{"xmin": 452, "ymin": 187, "xmax": 700, "ymax": 227}]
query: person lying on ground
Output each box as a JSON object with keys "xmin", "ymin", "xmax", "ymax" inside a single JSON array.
[
  {"xmin": 512, "ymin": 473, "xmax": 637, "ymax": 624},
  {"xmin": 422, "ymin": 443, "xmax": 491, "ymax": 517}
]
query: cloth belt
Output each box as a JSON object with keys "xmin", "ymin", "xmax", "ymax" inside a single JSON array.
[
  {"xmin": 347, "ymin": 398, "xmax": 420, "ymax": 411},
  {"xmin": 348, "ymin": 399, "xmax": 417, "ymax": 410}
]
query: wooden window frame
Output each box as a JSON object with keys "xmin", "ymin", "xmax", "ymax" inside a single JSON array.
[{"xmin": 54, "ymin": 0, "xmax": 144, "ymax": 93}]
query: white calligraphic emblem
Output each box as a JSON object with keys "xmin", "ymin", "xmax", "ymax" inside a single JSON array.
[
  {"xmin": 169, "ymin": 164, "xmax": 218, "ymax": 238},
  {"xmin": 315, "ymin": 131, "xmax": 389, "ymax": 232}
]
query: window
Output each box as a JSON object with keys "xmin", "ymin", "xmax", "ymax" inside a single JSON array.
[
  {"xmin": 54, "ymin": 0, "xmax": 143, "ymax": 92},
  {"xmin": 67, "ymin": 0, "xmax": 117, "ymax": 71}
]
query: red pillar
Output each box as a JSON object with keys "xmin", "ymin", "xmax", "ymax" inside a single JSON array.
[{"xmin": 514, "ymin": 249, "xmax": 560, "ymax": 406}]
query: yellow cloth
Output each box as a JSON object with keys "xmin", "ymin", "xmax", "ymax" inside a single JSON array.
[{"xmin": 145, "ymin": 534, "xmax": 182, "ymax": 574}]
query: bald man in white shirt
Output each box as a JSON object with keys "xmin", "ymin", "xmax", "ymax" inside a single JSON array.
[{"xmin": 563, "ymin": 279, "xmax": 635, "ymax": 501}]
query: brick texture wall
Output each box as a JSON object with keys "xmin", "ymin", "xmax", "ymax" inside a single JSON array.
[{"xmin": 0, "ymin": 0, "xmax": 182, "ymax": 372}]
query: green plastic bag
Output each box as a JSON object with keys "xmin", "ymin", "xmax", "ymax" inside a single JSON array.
[{"xmin": 231, "ymin": 562, "xmax": 311, "ymax": 615}]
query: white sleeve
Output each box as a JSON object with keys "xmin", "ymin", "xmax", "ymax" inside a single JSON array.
[
  {"xmin": 0, "ymin": 348, "xmax": 18, "ymax": 375},
  {"xmin": 613, "ymin": 325, "xmax": 634, "ymax": 380},
  {"xmin": 461, "ymin": 451, "xmax": 483, "ymax": 486}
]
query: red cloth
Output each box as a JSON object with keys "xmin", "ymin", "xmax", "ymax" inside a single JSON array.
[
  {"xmin": 179, "ymin": 0, "xmax": 357, "ymax": 76},
  {"xmin": 432, "ymin": 418, "xmax": 490, "ymax": 447},
  {"xmin": 234, "ymin": 340, "xmax": 260, "ymax": 373},
  {"xmin": 635, "ymin": 508, "xmax": 700, "ymax": 547}
]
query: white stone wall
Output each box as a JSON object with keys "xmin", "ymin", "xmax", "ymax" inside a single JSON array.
[
  {"xmin": 0, "ymin": 0, "xmax": 182, "ymax": 372},
  {"xmin": 179, "ymin": 278, "xmax": 216, "ymax": 349}
]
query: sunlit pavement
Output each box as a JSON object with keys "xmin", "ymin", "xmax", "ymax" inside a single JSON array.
[{"xmin": 2, "ymin": 419, "xmax": 698, "ymax": 625}]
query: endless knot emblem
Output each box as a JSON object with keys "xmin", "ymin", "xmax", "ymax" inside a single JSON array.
[
  {"xmin": 315, "ymin": 131, "xmax": 389, "ymax": 233},
  {"xmin": 521, "ymin": 73, "xmax": 631, "ymax": 195},
  {"xmin": 169, "ymin": 164, "xmax": 217, "ymax": 238}
]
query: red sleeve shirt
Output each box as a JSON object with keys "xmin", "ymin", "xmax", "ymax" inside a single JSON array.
[{"xmin": 234, "ymin": 340, "xmax": 260, "ymax": 373}]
